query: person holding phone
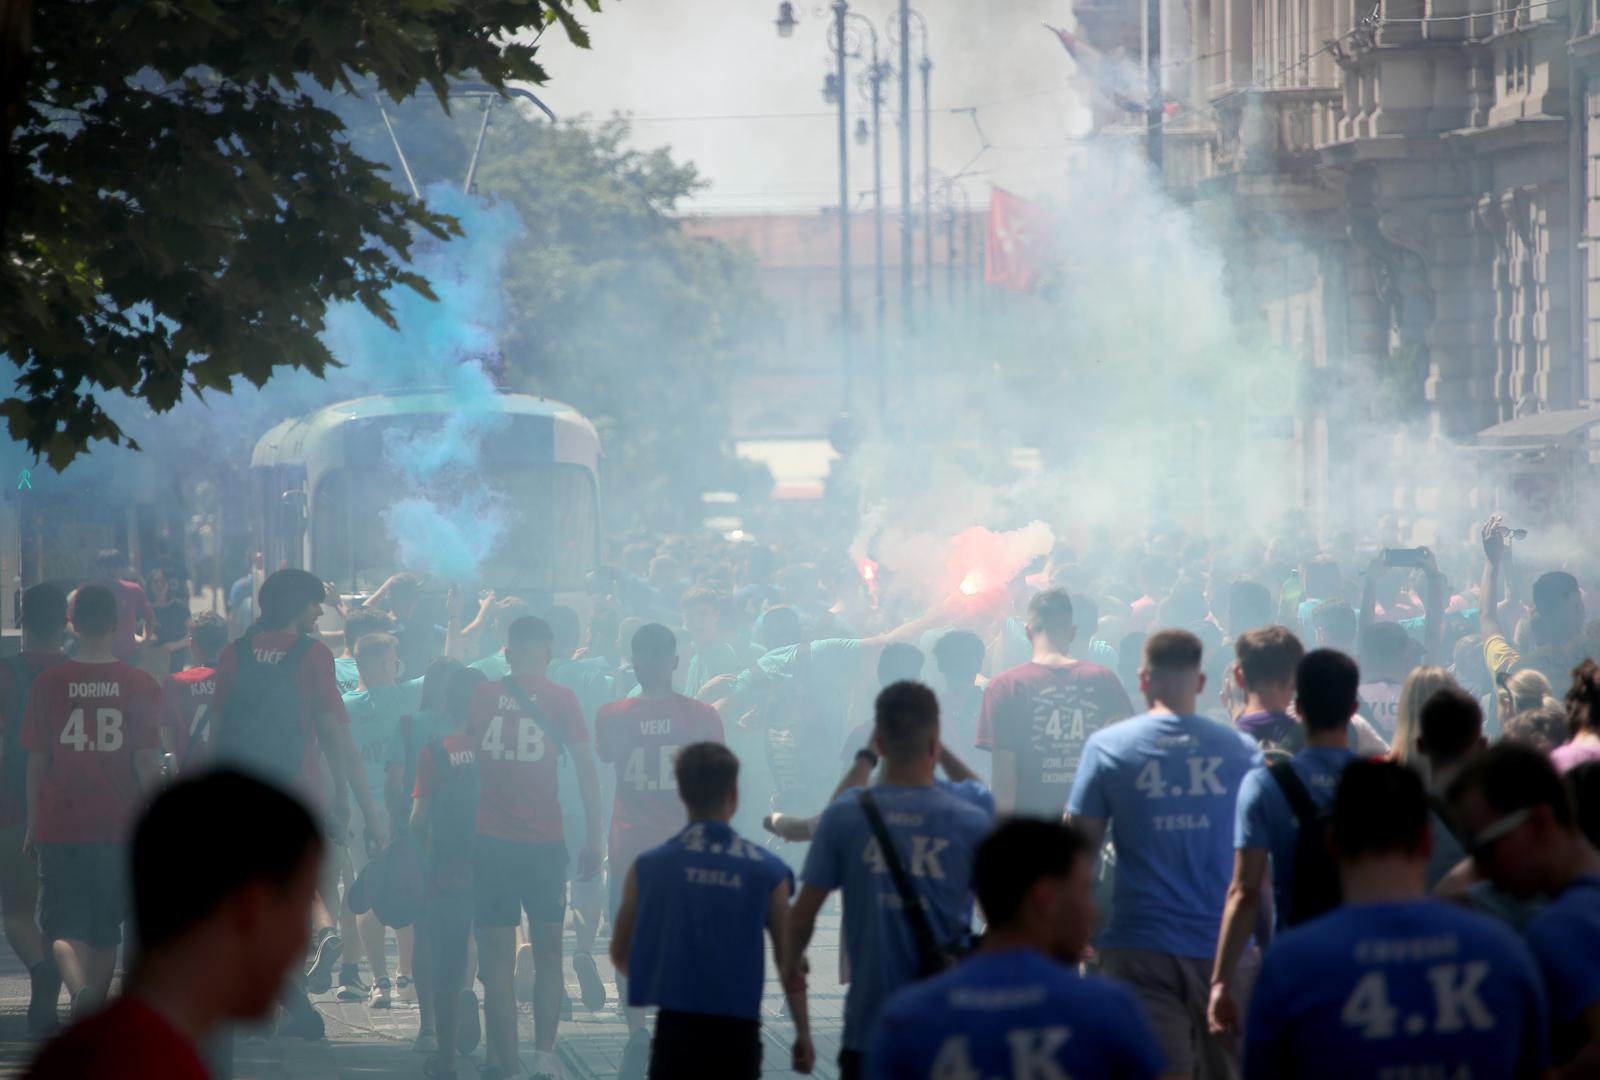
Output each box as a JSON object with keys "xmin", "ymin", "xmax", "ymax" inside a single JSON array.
[{"xmin": 1480, "ymin": 515, "xmax": 1586, "ymax": 690}]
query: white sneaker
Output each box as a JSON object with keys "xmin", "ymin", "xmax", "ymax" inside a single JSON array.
[{"xmin": 529, "ymin": 1049, "xmax": 564, "ymax": 1080}]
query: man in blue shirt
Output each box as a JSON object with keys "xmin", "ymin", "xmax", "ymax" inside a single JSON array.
[
  {"xmin": 1068, "ymin": 628, "xmax": 1261, "ymax": 1080},
  {"xmin": 868, "ymin": 818, "xmax": 1163, "ymax": 1080},
  {"xmin": 1210, "ymin": 648, "xmax": 1361, "ymax": 1039},
  {"xmin": 1246, "ymin": 759, "xmax": 1549, "ymax": 1079},
  {"xmin": 1448, "ymin": 743, "xmax": 1600, "ymax": 1071},
  {"xmin": 788, "ymin": 682, "xmax": 994, "ymax": 1080},
  {"xmin": 610, "ymin": 742, "xmax": 812, "ymax": 1079}
]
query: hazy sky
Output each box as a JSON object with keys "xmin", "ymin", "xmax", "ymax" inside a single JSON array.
[{"xmin": 529, "ymin": 0, "xmax": 1094, "ymax": 214}]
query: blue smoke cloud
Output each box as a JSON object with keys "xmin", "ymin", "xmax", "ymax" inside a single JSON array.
[{"xmin": 321, "ymin": 185, "xmax": 525, "ymax": 582}]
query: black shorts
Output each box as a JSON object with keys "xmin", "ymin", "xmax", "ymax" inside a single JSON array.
[
  {"xmin": 472, "ymin": 837, "xmax": 567, "ymax": 928},
  {"xmin": 649, "ymin": 1010, "xmax": 762, "ymax": 1080},
  {"xmin": 38, "ymin": 842, "xmax": 127, "ymax": 948}
]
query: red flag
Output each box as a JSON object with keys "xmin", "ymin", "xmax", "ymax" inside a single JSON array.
[{"xmin": 985, "ymin": 187, "xmax": 1056, "ymax": 293}]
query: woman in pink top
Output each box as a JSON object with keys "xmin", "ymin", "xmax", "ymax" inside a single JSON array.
[{"xmin": 1554, "ymin": 660, "xmax": 1600, "ymax": 772}]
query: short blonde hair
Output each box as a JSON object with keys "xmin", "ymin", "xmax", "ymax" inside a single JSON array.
[{"xmin": 354, "ymin": 632, "xmax": 399, "ymax": 674}]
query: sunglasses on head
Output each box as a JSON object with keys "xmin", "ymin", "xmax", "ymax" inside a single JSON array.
[{"xmin": 1468, "ymin": 807, "xmax": 1531, "ymax": 861}]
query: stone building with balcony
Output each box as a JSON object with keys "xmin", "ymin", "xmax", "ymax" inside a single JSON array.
[{"xmin": 1077, "ymin": 0, "xmax": 1600, "ymax": 525}]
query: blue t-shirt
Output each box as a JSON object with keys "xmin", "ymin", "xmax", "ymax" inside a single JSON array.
[
  {"xmin": 334, "ymin": 654, "xmax": 360, "ymax": 696},
  {"xmin": 342, "ymin": 680, "xmax": 423, "ymax": 816},
  {"xmin": 627, "ymin": 820, "xmax": 792, "ymax": 1020},
  {"xmin": 801, "ymin": 783, "xmax": 994, "ymax": 1051},
  {"xmin": 867, "ymin": 949, "xmax": 1164, "ymax": 1080},
  {"xmin": 1235, "ymin": 745, "xmax": 1357, "ymax": 928},
  {"xmin": 1523, "ymin": 876, "xmax": 1600, "ymax": 1065},
  {"xmin": 1244, "ymin": 901, "xmax": 1549, "ymax": 1080},
  {"xmin": 1067, "ymin": 712, "xmax": 1262, "ymax": 958}
]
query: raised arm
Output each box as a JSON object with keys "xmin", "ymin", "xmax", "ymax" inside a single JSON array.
[
  {"xmin": 1419, "ymin": 547, "xmax": 1447, "ymax": 666},
  {"xmin": 1480, "ymin": 515, "xmax": 1510, "ymax": 642}
]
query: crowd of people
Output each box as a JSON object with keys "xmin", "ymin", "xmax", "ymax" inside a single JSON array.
[{"xmin": 6, "ymin": 513, "xmax": 1600, "ymax": 1079}]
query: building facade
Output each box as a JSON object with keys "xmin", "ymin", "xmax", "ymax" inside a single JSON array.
[{"xmin": 1078, "ymin": 0, "xmax": 1600, "ymax": 525}]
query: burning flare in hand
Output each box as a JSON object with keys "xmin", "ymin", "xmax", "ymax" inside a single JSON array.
[{"xmin": 959, "ymin": 570, "xmax": 985, "ymax": 596}]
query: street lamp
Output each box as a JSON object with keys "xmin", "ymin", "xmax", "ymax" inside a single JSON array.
[
  {"xmin": 890, "ymin": 8, "xmax": 933, "ymax": 315},
  {"xmin": 778, "ymin": 0, "xmax": 855, "ymax": 410}
]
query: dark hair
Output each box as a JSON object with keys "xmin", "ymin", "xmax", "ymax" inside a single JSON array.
[
  {"xmin": 387, "ymin": 572, "xmax": 423, "ymax": 603},
  {"xmin": 545, "ymin": 605, "xmax": 581, "ymax": 653},
  {"xmin": 342, "ymin": 609, "xmax": 394, "ymax": 650},
  {"xmin": 20, "ymin": 583, "xmax": 67, "ymax": 638},
  {"xmin": 1419, "ymin": 687, "xmax": 1483, "ymax": 764},
  {"xmin": 187, "ymin": 612, "xmax": 230, "ymax": 664},
  {"xmin": 1447, "ymin": 742, "xmax": 1574, "ymax": 829},
  {"xmin": 760, "ymin": 605, "xmax": 803, "ymax": 649},
  {"xmin": 257, "ymin": 570, "xmax": 326, "ymax": 630},
  {"xmin": 1027, "ymin": 589, "xmax": 1075, "ymax": 641},
  {"xmin": 877, "ymin": 643, "xmax": 925, "ymax": 688},
  {"xmin": 675, "ymin": 742, "xmax": 740, "ymax": 816},
  {"xmin": 507, "ymin": 615, "xmax": 554, "ymax": 650},
  {"xmin": 1313, "ymin": 601, "xmax": 1358, "ymax": 647},
  {"xmin": 1334, "ymin": 760, "xmax": 1429, "ymax": 859},
  {"xmin": 973, "ymin": 818, "xmax": 1092, "ymax": 928},
  {"xmin": 1143, "ymin": 628, "xmax": 1203, "ymax": 672},
  {"xmin": 1235, "ymin": 626, "xmax": 1305, "ymax": 688},
  {"xmin": 1533, "ymin": 571, "xmax": 1580, "ymax": 615},
  {"xmin": 1358, "ymin": 621, "xmax": 1410, "ymax": 666},
  {"xmin": 1504, "ymin": 704, "xmax": 1568, "ymax": 752},
  {"xmin": 630, "ymin": 623, "xmax": 677, "ymax": 663},
  {"xmin": 445, "ymin": 667, "xmax": 488, "ymax": 729},
  {"xmin": 1566, "ymin": 659, "xmax": 1600, "ymax": 738},
  {"xmin": 420, "ymin": 657, "xmax": 463, "ymax": 713},
  {"xmin": 1295, "ymin": 649, "xmax": 1360, "ymax": 733},
  {"xmin": 70, "ymin": 584, "xmax": 118, "ymax": 638},
  {"xmin": 1228, "ymin": 581, "xmax": 1273, "ymax": 635},
  {"xmin": 932, "ymin": 630, "xmax": 986, "ymax": 677},
  {"xmin": 874, "ymin": 681, "xmax": 940, "ymax": 761},
  {"xmin": 1568, "ymin": 762, "xmax": 1600, "ymax": 848},
  {"xmin": 133, "ymin": 770, "xmax": 321, "ymax": 948}
]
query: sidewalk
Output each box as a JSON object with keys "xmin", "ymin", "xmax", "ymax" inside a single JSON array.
[{"xmin": 0, "ymin": 907, "xmax": 847, "ymax": 1079}]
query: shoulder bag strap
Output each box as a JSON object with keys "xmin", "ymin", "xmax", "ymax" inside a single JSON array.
[
  {"xmin": 858, "ymin": 789, "xmax": 944, "ymax": 976},
  {"xmin": 1268, "ymin": 760, "xmax": 1320, "ymax": 828}
]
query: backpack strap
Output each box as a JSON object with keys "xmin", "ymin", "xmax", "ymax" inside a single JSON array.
[
  {"xmin": 499, "ymin": 677, "xmax": 566, "ymax": 750},
  {"xmin": 858, "ymin": 788, "xmax": 946, "ymax": 977},
  {"xmin": 1268, "ymin": 760, "xmax": 1321, "ymax": 829}
]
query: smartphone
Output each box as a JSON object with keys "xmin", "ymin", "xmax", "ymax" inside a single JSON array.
[{"xmin": 1381, "ymin": 547, "xmax": 1429, "ymax": 569}]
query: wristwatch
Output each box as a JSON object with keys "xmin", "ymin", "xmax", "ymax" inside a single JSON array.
[{"xmin": 854, "ymin": 748, "xmax": 880, "ymax": 770}]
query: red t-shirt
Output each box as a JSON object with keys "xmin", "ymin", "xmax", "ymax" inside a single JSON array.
[
  {"xmin": 212, "ymin": 631, "xmax": 346, "ymax": 807},
  {"xmin": 467, "ymin": 673, "xmax": 587, "ymax": 843},
  {"xmin": 161, "ymin": 666, "xmax": 217, "ymax": 764},
  {"xmin": 0, "ymin": 651, "xmax": 70, "ymax": 827},
  {"xmin": 977, "ymin": 660, "xmax": 1134, "ymax": 818},
  {"xmin": 21, "ymin": 660, "xmax": 162, "ymax": 843},
  {"xmin": 25, "ymin": 997, "xmax": 209, "ymax": 1080},
  {"xmin": 594, "ymin": 694, "xmax": 724, "ymax": 866}
]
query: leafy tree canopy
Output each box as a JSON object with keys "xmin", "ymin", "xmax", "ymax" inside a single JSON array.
[{"xmin": 0, "ymin": 0, "xmax": 598, "ymax": 469}]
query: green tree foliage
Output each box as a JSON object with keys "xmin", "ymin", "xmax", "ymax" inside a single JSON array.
[{"xmin": 0, "ymin": 0, "xmax": 599, "ymax": 469}]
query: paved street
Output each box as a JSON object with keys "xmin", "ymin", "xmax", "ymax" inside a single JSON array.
[{"xmin": 0, "ymin": 903, "xmax": 846, "ymax": 1079}]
